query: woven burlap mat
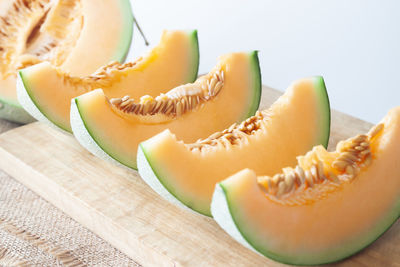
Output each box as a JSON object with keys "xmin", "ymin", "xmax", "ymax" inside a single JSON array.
[{"xmin": 0, "ymin": 120, "xmax": 140, "ymax": 267}]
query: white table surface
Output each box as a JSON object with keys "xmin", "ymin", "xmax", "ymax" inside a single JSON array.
[{"xmin": 127, "ymin": 0, "xmax": 399, "ymax": 124}]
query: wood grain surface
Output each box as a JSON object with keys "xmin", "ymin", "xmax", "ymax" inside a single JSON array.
[
  {"xmin": 0, "ymin": 119, "xmax": 19, "ymax": 134},
  {"xmin": 0, "ymin": 86, "xmax": 398, "ymax": 266}
]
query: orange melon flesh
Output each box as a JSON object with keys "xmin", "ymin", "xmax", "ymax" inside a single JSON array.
[
  {"xmin": 212, "ymin": 107, "xmax": 400, "ymax": 265},
  {"xmin": 17, "ymin": 30, "xmax": 199, "ymax": 131},
  {"xmin": 138, "ymin": 77, "xmax": 330, "ymax": 216},
  {"xmin": 0, "ymin": 0, "xmax": 133, "ymax": 123},
  {"xmin": 71, "ymin": 52, "xmax": 261, "ymax": 171}
]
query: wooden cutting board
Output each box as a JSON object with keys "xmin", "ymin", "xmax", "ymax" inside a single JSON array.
[{"xmin": 0, "ymin": 86, "xmax": 398, "ymax": 266}]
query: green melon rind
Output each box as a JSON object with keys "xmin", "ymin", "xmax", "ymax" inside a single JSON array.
[
  {"xmin": 212, "ymin": 180, "xmax": 400, "ymax": 265},
  {"xmin": 211, "ymin": 184, "xmax": 260, "ymax": 254},
  {"xmin": 70, "ymin": 97, "xmax": 132, "ymax": 170},
  {"xmin": 71, "ymin": 95, "xmax": 139, "ymax": 169},
  {"xmin": 17, "ymin": 72, "xmax": 71, "ymax": 132},
  {"xmin": 244, "ymin": 51, "xmax": 262, "ymax": 121},
  {"xmin": 137, "ymin": 146, "xmax": 193, "ymax": 211},
  {"xmin": 112, "ymin": 0, "xmax": 134, "ymax": 63},
  {"xmin": 314, "ymin": 76, "xmax": 331, "ymax": 148},
  {"xmin": 187, "ymin": 30, "xmax": 200, "ymax": 83},
  {"xmin": 0, "ymin": 0, "xmax": 134, "ymax": 124},
  {"xmin": 138, "ymin": 141, "xmax": 213, "ymax": 215},
  {"xmin": 137, "ymin": 52, "xmax": 262, "ymax": 216}
]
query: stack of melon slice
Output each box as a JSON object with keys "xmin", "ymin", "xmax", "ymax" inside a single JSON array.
[
  {"xmin": 18, "ymin": 29, "xmax": 200, "ymax": 131},
  {"xmin": 70, "ymin": 51, "xmax": 261, "ymax": 169},
  {"xmin": 3, "ymin": 1, "xmax": 398, "ymax": 265}
]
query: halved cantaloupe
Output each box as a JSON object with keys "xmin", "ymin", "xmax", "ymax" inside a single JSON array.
[
  {"xmin": 0, "ymin": 0, "xmax": 134, "ymax": 123},
  {"xmin": 71, "ymin": 52, "xmax": 261, "ymax": 170},
  {"xmin": 17, "ymin": 30, "xmax": 199, "ymax": 131},
  {"xmin": 211, "ymin": 108, "xmax": 400, "ymax": 265},
  {"xmin": 137, "ymin": 77, "xmax": 330, "ymax": 216}
]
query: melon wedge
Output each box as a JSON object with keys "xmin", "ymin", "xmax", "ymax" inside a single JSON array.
[
  {"xmin": 0, "ymin": 0, "xmax": 134, "ymax": 123},
  {"xmin": 138, "ymin": 77, "xmax": 330, "ymax": 216},
  {"xmin": 211, "ymin": 108, "xmax": 400, "ymax": 265},
  {"xmin": 71, "ymin": 52, "xmax": 261, "ymax": 170},
  {"xmin": 17, "ymin": 30, "xmax": 199, "ymax": 131}
]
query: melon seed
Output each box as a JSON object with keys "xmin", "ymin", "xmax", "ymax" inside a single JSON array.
[
  {"xmin": 109, "ymin": 98, "xmax": 122, "ymax": 105},
  {"xmin": 295, "ymin": 166, "xmax": 306, "ymax": 184},
  {"xmin": 316, "ymin": 160, "xmax": 327, "ymax": 181},
  {"xmin": 368, "ymin": 123, "xmax": 384, "ymax": 138},
  {"xmin": 354, "ymin": 134, "xmax": 367, "ymax": 143},
  {"xmin": 363, "ymin": 155, "xmax": 372, "ymax": 166},
  {"xmin": 276, "ymin": 182, "xmax": 287, "ymax": 197},
  {"xmin": 305, "ymin": 170, "xmax": 314, "ymax": 187},
  {"xmin": 285, "ymin": 172, "xmax": 295, "ymax": 189},
  {"xmin": 345, "ymin": 165, "xmax": 354, "ymax": 176},
  {"xmin": 332, "ymin": 160, "xmax": 347, "ymax": 171},
  {"xmin": 111, "ymin": 69, "xmax": 224, "ymax": 118}
]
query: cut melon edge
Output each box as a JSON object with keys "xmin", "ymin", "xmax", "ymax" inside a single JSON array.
[
  {"xmin": 211, "ymin": 182, "xmax": 259, "ymax": 254},
  {"xmin": 16, "ymin": 72, "xmax": 65, "ymax": 130},
  {"xmin": 112, "ymin": 0, "xmax": 134, "ymax": 63},
  {"xmin": 212, "ymin": 171, "xmax": 400, "ymax": 265},
  {"xmin": 137, "ymin": 144, "xmax": 193, "ymax": 211},
  {"xmin": 70, "ymin": 97, "xmax": 132, "ymax": 170}
]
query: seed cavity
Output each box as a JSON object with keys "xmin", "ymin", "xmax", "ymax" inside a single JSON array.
[
  {"xmin": 258, "ymin": 159, "xmax": 339, "ymax": 200},
  {"xmin": 331, "ymin": 126, "xmax": 382, "ymax": 178},
  {"xmin": 257, "ymin": 123, "xmax": 384, "ymax": 203},
  {"xmin": 59, "ymin": 56, "xmax": 148, "ymax": 90},
  {"xmin": 186, "ymin": 110, "xmax": 270, "ymax": 152},
  {"xmin": 0, "ymin": 0, "xmax": 83, "ymax": 77},
  {"xmin": 109, "ymin": 69, "xmax": 224, "ymax": 117}
]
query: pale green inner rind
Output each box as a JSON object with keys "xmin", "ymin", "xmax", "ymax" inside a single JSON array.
[
  {"xmin": 76, "ymin": 97, "xmax": 138, "ymax": 170},
  {"xmin": 313, "ymin": 76, "xmax": 331, "ymax": 148},
  {"xmin": 19, "ymin": 71, "xmax": 70, "ymax": 131},
  {"xmin": 222, "ymin": 180, "xmax": 400, "ymax": 265},
  {"xmin": 140, "ymin": 142, "xmax": 210, "ymax": 215},
  {"xmin": 111, "ymin": 0, "xmax": 134, "ymax": 63}
]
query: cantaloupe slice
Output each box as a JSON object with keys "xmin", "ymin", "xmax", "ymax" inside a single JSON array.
[
  {"xmin": 211, "ymin": 108, "xmax": 400, "ymax": 265},
  {"xmin": 0, "ymin": 0, "xmax": 134, "ymax": 123},
  {"xmin": 71, "ymin": 52, "xmax": 261, "ymax": 170},
  {"xmin": 138, "ymin": 77, "xmax": 330, "ymax": 216},
  {"xmin": 17, "ymin": 30, "xmax": 199, "ymax": 131}
]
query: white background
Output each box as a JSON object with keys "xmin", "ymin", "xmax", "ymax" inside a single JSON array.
[{"xmin": 127, "ymin": 0, "xmax": 399, "ymax": 123}]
